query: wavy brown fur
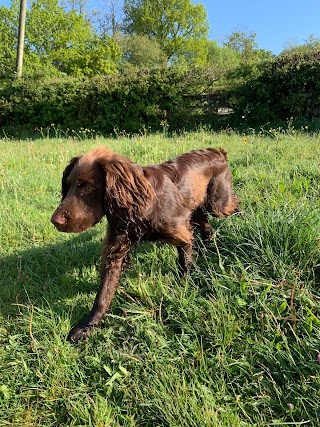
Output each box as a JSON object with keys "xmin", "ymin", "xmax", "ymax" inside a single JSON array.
[{"xmin": 51, "ymin": 146, "xmax": 239, "ymax": 342}]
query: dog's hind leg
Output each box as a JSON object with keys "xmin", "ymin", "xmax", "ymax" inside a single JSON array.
[
  {"xmin": 206, "ymin": 169, "xmax": 239, "ymax": 218},
  {"xmin": 166, "ymin": 225, "xmax": 194, "ymax": 274},
  {"xmin": 191, "ymin": 208, "xmax": 213, "ymax": 244}
]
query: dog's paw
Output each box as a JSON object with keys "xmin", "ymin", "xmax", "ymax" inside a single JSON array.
[{"xmin": 67, "ymin": 324, "xmax": 95, "ymax": 343}]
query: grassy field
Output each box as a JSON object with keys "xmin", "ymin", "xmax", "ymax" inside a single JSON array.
[{"xmin": 0, "ymin": 129, "xmax": 320, "ymax": 426}]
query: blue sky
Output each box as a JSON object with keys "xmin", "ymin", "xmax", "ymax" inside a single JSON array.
[
  {"xmin": 2, "ymin": 0, "xmax": 320, "ymax": 55},
  {"xmin": 200, "ymin": 0, "xmax": 320, "ymax": 54}
]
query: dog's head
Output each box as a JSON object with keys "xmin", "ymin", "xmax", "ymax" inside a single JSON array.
[{"xmin": 51, "ymin": 147, "xmax": 155, "ymax": 233}]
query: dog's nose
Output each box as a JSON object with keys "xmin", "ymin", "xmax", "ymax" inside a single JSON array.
[{"xmin": 51, "ymin": 212, "xmax": 66, "ymax": 227}]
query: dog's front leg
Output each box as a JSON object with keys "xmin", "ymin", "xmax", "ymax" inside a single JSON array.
[{"xmin": 67, "ymin": 228, "xmax": 131, "ymax": 342}]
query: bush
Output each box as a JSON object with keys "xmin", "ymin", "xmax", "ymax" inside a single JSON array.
[
  {"xmin": 233, "ymin": 49, "xmax": 320, "ymax": 124},
  {"xmin": 2, "ymin": 51, "xmax": 320, "ymax": 135},
  {"xmin": 0, "ymin": 68, "xmax": 210, "ymax": 135}
]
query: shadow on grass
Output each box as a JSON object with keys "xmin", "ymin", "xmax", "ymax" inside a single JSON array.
[
  {"xmin": 0, "ymin": 216, "xmax": 248, "ymax": 345},
  {"xmin": 0, "ymin": 230, "xmax": 103, "ymax": 319},
  {"xmin": 0, "ymin": 228, "xmax": 185, "ymax": 326}
]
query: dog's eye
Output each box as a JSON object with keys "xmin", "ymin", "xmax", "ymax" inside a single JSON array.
[{"xmin": 77, "ymin": 180, "xmax": 94, "ymax": 193}]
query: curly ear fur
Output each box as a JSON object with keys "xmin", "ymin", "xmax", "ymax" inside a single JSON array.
[
  {"xmin": 101, "ymin": 156, "xmax": 156, "ymax": 222},
  {"xmin": 61, "ymin": 157, "xmax": 80, "ymax": 200}
]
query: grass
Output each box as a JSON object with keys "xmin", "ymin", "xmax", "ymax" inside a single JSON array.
[{"xmin": 0, "ymin": 129, "xmax": 320, "ymax": 426}]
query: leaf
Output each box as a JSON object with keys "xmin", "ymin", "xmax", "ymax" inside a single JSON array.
[
  {"xmin": 0, "ymin": 385, "xmax": 10, "ymax": 400},
  {"xmin": 278, "ymin": 301, "xmax": 288, "ymax": 313},
  {"xmin": 106, "ymin": 372, "xmax": 122, "ymax": 386},
  {"xmin": 103, "ymin": 365, "xmax": 112, "ymax": 376},
  {"xmin": 240, "ymin": 280, "xmax": 247, "ymax": 295}
]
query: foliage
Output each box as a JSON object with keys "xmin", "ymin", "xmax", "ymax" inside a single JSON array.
[
  {"xmin": 223, "ymin": 31, "xmax": 259, "ymax": 58},
  {"xmin": 0, "ymin": 3, "xmax": 19, "ymax": 78},
  {"xmin": 0, "ymin": 0, "xmax": 211, "ymax": 78},
  {"xmin": 1, "ymin": 65, "xmax": 248, "ymax": 135},
  {"xmin": 123, "ymin": 0, "xmax": 209, "ymax": 65},
  {"xmin": 49, "ymin": 33, "xmax": 122, "ymax": 77},
  {"xmin": 0, "ymin": 68, "xmax": 208, "ymax": 134},
  {"xmin": 220, "ymin": 32, "xmax": 274, "ymax": 91},
  {"xmin": 280, "ymin": 34, "xmax": 320, "ymax": 56},
  {"xmin": 2, "ymin": 53, "xmax": 320, "ymax": 135},
  {"xmin": 207, "ymin": 40, "xmax": 241, "ymax": 73},
  {"xmin": 118, "ymin": 34, "xmax": 167, "ymax": 68},
  {"xmin": 91, "ymin": 0, "xmax": 125, "ymax": 36},
  {"xmin": 26, "ymin": 0, "xmax": 121, "ymax": 76},
  {"xmin": 1, "ymin": 0, "xmax": 320, "ymax": 127},
  {"xmin": 0, "ymin": 0, "xmax": 122, "ymax": 79},
  {"xmin": 0, "ymin": 132, "xmax": 320, "ymax": 426},
  {"xmin": 233, "ymin": 49, "xmax": 320, "ymax": 123}
]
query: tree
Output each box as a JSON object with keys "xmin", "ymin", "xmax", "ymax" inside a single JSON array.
[
  {"xmin": 32, "ymin": 0, "xmax": 123, "ymax": 76},
  {"xmin": 26, "ymin": 0, "xmax": 121, "ymax": 76},
  {"xmin": 221, "ymin": 31, "xmax": 273, "ymax": 89},
  {"xmin": 223, "ymin": 31, "xmax": 272, "ymax": 63},
  {"xmin": 48, "ymin": 33, "xmax": 122, "ymax": 76},
  {"xmin": 304, "ymin": 34, "xmax": 320, "ymax": 49},
  {"xmin": 223, "ymin": 31, "xmax": 258, "ymax": 60},
  {"xmin": 91, "ymin": 0, "xmax": 124, "ymax": 36},
  {"xmin": 279, "ymin": 34, "xmax": 320, "ymax": 57},
  {"xmin": 119, "ymin": 34, "xmax": 167, "ymax": 68},
  {"xmin": 208, "ymin": 40, "xmax": 240, "ymax": 65},
  {"xmin": 0, "ymin": 4, "xmax": 18, "ymax": 78},
  {"xmin": 60, "ymin": 0, "xmax": 88, "ymax": 15},
  {"xmin": 0, "ymin": 0, "xmax": 122, "ymax": 79},
  {"xmin": 123, "ymin": 0, "xmax": 209, "ymax": 65},
  {"xmin": 206, "ymin": 40, "xmax": 241, "ymax": 80}
]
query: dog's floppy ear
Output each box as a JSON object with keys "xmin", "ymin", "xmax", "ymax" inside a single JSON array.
[
  {"xmin": 100, "ymin": 155, "xmax": 155, "ymax": 222},
  {"xmin": 61, "ymin": 157, "xmax": 80, "ymax": 200}
]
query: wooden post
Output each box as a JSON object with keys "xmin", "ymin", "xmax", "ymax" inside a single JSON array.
[{"xmin": 16, "ymin": 0, "xmax": 27, "ymax": 78}]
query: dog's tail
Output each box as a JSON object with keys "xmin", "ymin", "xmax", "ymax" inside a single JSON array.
[
  {"xmin": 219, "ymin": 148, "xmax": 228, "ymax": 161},
  {"xmin": 207, "ymin": 147, "xmax": 228, "ymax": 162}
]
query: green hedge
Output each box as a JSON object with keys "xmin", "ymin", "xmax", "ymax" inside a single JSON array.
[
  {"xmin": 0, "ymin": 68, "xmax": 205, "ymax": 134},
  {"xmin": 233, "ymin": 50, "xmax": 320, "ymax": 124},
  {"xmin": 1, "ymin": 54, "xmax": 320, "ymax": 135}
]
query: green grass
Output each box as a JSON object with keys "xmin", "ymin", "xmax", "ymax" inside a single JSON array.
[{"xmin": 0, "ymin": 130, "xmax": 320, "ymax": 426}]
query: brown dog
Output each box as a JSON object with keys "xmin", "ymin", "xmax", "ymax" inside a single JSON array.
[{"xmin": 51, "ymin": 146, "xmax": 239, "ymax": 342}]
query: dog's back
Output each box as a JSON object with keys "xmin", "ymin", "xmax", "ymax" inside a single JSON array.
[{"xmin": 144, "ymin": 148, "xmax": 238, "ymax": 217}]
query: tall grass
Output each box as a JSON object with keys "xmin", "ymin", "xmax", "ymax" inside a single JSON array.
[{"xmin": 0, "ymin": 130, "xmax": 319, "ymax": 426}]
